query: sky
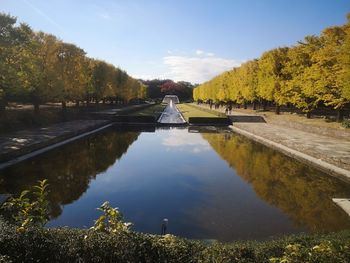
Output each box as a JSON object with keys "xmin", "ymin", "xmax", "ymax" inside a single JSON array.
[{"xmin": 0, "ymin": 0, "xmax": 349, "ymax": 83}]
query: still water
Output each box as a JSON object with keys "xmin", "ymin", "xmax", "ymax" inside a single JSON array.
[{"xmin": 0, "ymin": 126, "xmax": 349, "ymax": 242}]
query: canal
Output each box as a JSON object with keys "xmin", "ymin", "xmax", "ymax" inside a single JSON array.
[{"xmin": 0, "ymin": 126, "xmax": 349, "ymax": 242}]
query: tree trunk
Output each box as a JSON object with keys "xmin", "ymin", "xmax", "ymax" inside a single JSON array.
[
  {"xmin": 275, "ymin": 105, "xmax": 280, "ymax": 115},
  {"xmin": 102, "ymin": 98, "xmax": 106, "ymax": 104},
  {"xmin": 75, "ymin": 100, "xmax": 80, "ymax": 107},
  {"xmin": 306, "ymin": 111, "xmax": 311, "ymax": 119},
  {"xmin": 262, "ymin": 101, "xmax": 267, "ymax": 111},
  {"xmin": 34, "ymin": 102, "xmax": 40, "ymax": 115},
  {"xmin": 336, "ymin": 108, "xmax": 344, "ymax": 122},
  {"xmin": 0, "ymin": 99, "xmax": 6, "ymax": 112},
  {"xmin": 253, "ymin": 101, "xmax": 256, "ymax": 110},
  {"xmin": 244, "ymin": 103, "xmax": 247, "ymax": 109},
  {"xmin": 62, "ymin": 101, "xmax": 67, "ymax": 111}
]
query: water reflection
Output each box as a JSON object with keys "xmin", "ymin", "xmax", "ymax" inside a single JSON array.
[
  {"xmin": 162, "ymin": 129, "xmax": 211, "ymax": 153},
  {"xmin": 0, "ymin": 129, "xmax": 139, "ymax": 218},
  {"xmin": 202, "ymin": 133, "xmax": 350, "ymax": 233},
  {"xmin": 0, "ymin": 127, "xmax": 349, "ymax": 242}
]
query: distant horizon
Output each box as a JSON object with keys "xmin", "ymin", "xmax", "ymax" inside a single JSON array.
[{"xmin": 1, "ymin": 0, "xmax": 349, "ymax": 84}]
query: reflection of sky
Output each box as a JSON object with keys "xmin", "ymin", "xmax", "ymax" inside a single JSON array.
[
  {"xmin": 162, "ymin": 128, "xmax": 211, "ymax": 153},
  {"xmin": 48, "ymin": 128, "xmax": 307, "ymax": 241}
]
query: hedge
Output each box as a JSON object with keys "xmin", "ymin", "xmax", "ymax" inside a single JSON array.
[
  {"xmin": 112, "ymin": 115, "xmax": 156, "ymax": 124},
  {"xmin": 188, "ymin": 117, "xmax": 231, "ymax": 126},
  {"xmin": 1, "ymin": 219, "xmax": 350, "ymax": 262}
]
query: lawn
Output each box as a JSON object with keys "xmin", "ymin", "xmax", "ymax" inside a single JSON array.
[
  {"xmin": 131, "ymin": 104, "xmax": 165, "ymax": 118},
  {"xmin": 176, "ymin": 103, "xmax": 221, "ymax": 121}
]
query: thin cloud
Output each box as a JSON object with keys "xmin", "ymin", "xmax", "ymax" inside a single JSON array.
[
  {"xmin": 162, "ymin": 129, "xmax": 210, "ymax": 153},
  {"xmin": 22, "ymin": 0, "xmax": 64, "ymax": 32},
  {"xmin": 162, "ymin": 52, "xmax": 241, "ymax": 83},
  {"xmin": 98, "ymin": 12, "xmax": 113, "ymax": 21},
  {"xmin": 196, "ymin": 50, "xmax": 215, "ymax": 57}
]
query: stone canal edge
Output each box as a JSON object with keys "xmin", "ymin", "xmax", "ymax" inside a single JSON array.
[
  {"xmin": 0, "ymin": 121, "xmax": 113, "ymax": 170},
  {"xmin": 229, "ymin": 125, "xmax": 350, "ymax": 182},
  {"xmin": 1, "ymin": 116, "xmax": 350, "ymax": 184}
]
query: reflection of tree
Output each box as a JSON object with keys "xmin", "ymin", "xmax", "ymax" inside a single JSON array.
[
  {"xmin": 0, "ymin": 130, "xmax": 139, "ymax": 218},
  {"xmin": 202, "ymin": 133, "xmax": 350, "ymax": 232}
]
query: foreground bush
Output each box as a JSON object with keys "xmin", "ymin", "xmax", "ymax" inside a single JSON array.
[
  {"xmin": 0, "ymin": 219, "xmax": 202, "ymax": 263},
  {"xmin": 0, "ymin": 218, "xmax": 349, "ymax": 263}
]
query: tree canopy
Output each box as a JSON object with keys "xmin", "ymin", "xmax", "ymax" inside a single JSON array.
[
  {"xmin": 193, "ymin": 13, "xmax": 350, "ymax": 120},
  {"xmin": 141, "ymin": 79, "xmax": 193, "ymax": 100},
  {"xmin": 0, "ymin": 13, "xmax": 146, "ymax": 112}
]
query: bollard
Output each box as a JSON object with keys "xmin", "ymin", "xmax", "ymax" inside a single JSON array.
[{"xmin": 161, "ymin": 218, "xmax": 168, "ymax": 235}]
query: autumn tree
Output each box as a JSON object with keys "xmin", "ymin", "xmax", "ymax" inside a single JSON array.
[
  {"xmin": 284, "ymin": 36, "xmax": 323, "ymax": 117},
  {"xmin": 304, "ymin": 26, "xmax": 345, "ymax": 121},
  {"xmin": 0, "ymin": 14, "xmax": 30, "ymax": 110},
  {"xmin": 194, "ymin": 12, "xmax": 350, "ymax": 119},
  {"xmin": 258, "ymin": 47, "xmax": 290, "ymax": 114},
  {"xmin": 55, "ymin": 42, "xmax": 87, "ymax": 109},
  {"xmin": 0, "ymin": 12, "xmax": 146, "ymax": 112},
  {"xmin": 341, "ymin": 14, "xmax": 350, "ymax": 105}
]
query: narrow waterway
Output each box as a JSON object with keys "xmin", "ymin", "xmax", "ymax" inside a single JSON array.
[{"xmin": 158, "ymin": 100, "xmax": 186, "ymax": 124}]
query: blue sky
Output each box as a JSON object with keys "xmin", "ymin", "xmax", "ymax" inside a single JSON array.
[{"xmin": 1, "ymin": 0, "xmax": 349, "ymax": 83}]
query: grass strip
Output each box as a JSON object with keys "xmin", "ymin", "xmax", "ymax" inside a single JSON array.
[
  {"xmin": 176, "ymin": 103, "xmax": 220, "ymax": 121},
  {"xmin": 130, "ymin": 104, "xmax": 165, "ymax": 118}
]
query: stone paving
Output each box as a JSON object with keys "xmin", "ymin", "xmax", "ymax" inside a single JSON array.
[
  {"xmin": 0, "ymin": 104, "xmax": 158, "ymax": 163},
  {"xmin": 233, "ymin": 122, "xmax": 350, "ymax": 172},
  {"xmin": 194, "ymin": 104, "xmax": 350, "ymax": 174},
  {"xmin": 0, "ymin": 104, "xmax": 157, "ymax": 164},
  {"xmin": 0, "ymin": 120, "xmax": 109, "ymax": 162}
]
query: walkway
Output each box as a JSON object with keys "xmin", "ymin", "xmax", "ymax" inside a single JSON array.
[
  {"xmin": 194, "ymin": 103, "xmax": 350, "ymax": 180},
  {"xmin": 0, "ymin": 120, "xmax": 109, "ymax": 164},
  {"xmin": 158, "ymin": 101, "xmax": 186, "ymax": 124}
]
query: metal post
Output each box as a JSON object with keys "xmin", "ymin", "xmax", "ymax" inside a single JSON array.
[{"xmin": 161, "ymin": 218, "xmax": 168, "ymax": 235}]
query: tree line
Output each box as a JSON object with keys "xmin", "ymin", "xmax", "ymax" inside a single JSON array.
[
  {"xmin": 140, "ymin": 79, "xmax": 193, "ymax": 100},
  {"xmin": 0, "ymin": 13, "xmax": 147, "ymax": 113},
  {"xmin": 193, "ymin": 14, "xmax": 350, "ymax": 121}
]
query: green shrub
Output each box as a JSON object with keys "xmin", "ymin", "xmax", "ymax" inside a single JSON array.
[
  {"xmin": 113, "ymin": 115, "xmax": 156, "ymax": 123},
  {"xmin": 270, "ymin": 240, "xmax": 350, "ymax": 263},
  {"xmin": 90, "ymin": 201, "xmax": 132, "ymax": 234},
  {"xmin": 1, "ymin": 181, "xmax": 350, "ymax": 262},
  {"xmin": 0, "ymin": 255, "xmax": 12, "ymax": 263},
  {"xmin": 1, "ymin": 217, "xmax": 349, "ymax": 263},
  {"xmin": 188, "ymin": 117, "xmax": 231, "ymax": 125},
  {"xmin": 1, "ymin": 180, "xmax": 49, "ymax": 232},
  {"xmin": 0, "ymin": 218, "xmax": 203, "ymax": 263},
  {"xmin": 341, "ymin": 119, "xmax": 350, "ymax": 128}
]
